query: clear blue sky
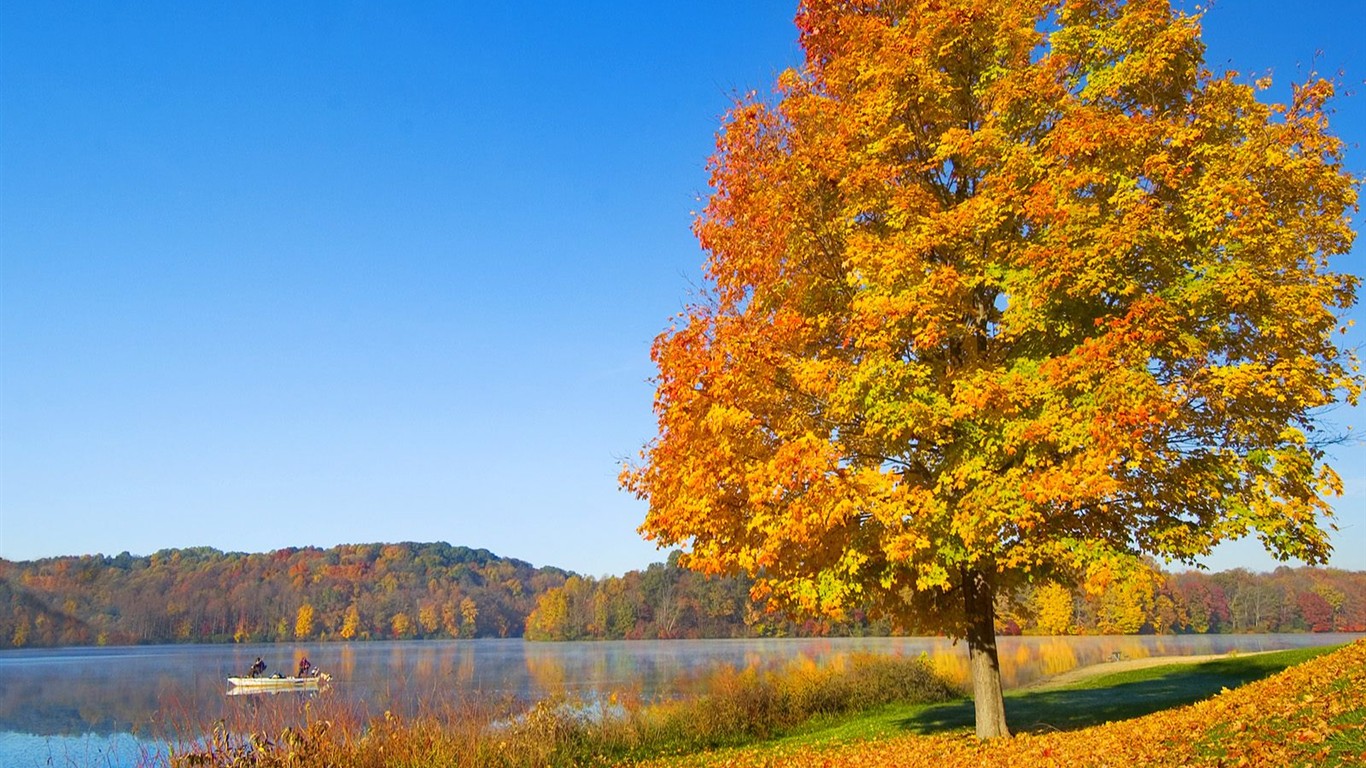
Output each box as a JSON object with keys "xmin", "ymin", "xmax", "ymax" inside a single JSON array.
[{"xmin": 2, "ymin": 1, "xmax": 1363, "ymax": 577}]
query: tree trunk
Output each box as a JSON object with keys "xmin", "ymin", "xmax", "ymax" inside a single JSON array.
[{"xmin": 964, "ymin": 565, "xmax": 1011, "ymax": 739}]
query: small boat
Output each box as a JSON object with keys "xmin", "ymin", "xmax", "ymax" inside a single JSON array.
[{"xmin": 227, "ymin": 672, "xmax": 330, "ymax": 691}]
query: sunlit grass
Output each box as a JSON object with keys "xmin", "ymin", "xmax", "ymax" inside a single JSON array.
[
  {"xmin": 708, "ymin": 644, "xmax": 1341, "ymax": 757},
  {"xmin": 901, "ymin": 644, "xmax": 1337, "ymax": 736}
]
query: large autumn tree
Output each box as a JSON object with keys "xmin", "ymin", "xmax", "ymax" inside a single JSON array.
[{"xmin": 624, "ymin": 0, "xmax": 1359, "ymax": 739}]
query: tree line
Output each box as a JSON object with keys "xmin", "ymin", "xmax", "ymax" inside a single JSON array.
[
  {"xmin": 526, "ymin": 555, "xmax": 1366, "ymax": 640},
  {"xmin": 1, "ymin": 542, "xmax": 569, "ymax": 648},
  {"xmin": 3, "ymin": 543, "xmax": 1361, "ymax": 649}
]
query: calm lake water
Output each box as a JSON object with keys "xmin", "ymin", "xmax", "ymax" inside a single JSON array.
[{"xmin": 1, "ymin": 633, "xmax": 1358, "ymax": 767}]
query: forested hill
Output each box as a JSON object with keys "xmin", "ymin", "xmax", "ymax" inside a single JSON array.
[
  {"xmin": 0, "ymin": 542, "xmax": 571, "ymax": 648},
  {"xmin": 4, "ymin": 543, "xmax": 1364, "ymax": 649}
]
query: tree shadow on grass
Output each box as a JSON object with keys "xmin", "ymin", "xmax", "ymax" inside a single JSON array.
[{"xmin": 897, "ymin": 661, "xmax": 1297, "ymax": 736}]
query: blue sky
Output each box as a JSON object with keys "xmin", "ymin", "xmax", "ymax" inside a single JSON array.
[{"xmin": 2, "ymin": 1, "xmax": 1363, "ymax": 577}]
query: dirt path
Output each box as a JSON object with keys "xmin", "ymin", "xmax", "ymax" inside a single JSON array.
[{"xmin": 1020, "ymin": 650, "xmax": 1277, "ymax": 691}]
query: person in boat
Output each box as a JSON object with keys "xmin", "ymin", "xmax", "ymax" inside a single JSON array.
[
  {"xmin": 248, "ymin": 657, "xmax": 266, "ymax": 678},
  {"xmin": 297, "ymin": 657, "xmax": 313, "ymax": 678}
]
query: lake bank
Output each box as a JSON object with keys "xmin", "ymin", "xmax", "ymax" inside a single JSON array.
[{"xmin": 638, "ymin": 641, "xmax": 1366, "ymax": 767}]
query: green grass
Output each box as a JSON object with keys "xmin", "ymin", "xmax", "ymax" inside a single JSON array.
[
  {"xmin": 1317, "ymin": 673, "xmax": 1366, "ymax": 758},
  {"xmin": 775, "ymin": 645, "xmax": 1341, "ymax": 747}
]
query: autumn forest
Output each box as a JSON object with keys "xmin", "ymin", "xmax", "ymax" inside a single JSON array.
[{"xmin": 1, "ymin": 542, "xmax": 1361, "ymax": 649}]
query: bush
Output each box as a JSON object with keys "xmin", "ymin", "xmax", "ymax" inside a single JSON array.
[{"xmin": 619, "ymin": 652, "xmax": 958, "ymax": 753}]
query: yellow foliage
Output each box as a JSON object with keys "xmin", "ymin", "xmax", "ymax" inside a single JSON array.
[
  {"xmin": 389, "ymin": 612, "xmax": 413, "ymax": 639},
  {"xmin": 625, "ymin": 0, "xmax": 1360, "ymax": 740},
  {"xmin": 339, "ymin": 605, "xmax": 361, "ymax": 641},
  {"xmin": 1031, "ymin": 583, "xmax": 1075, "ymax": 636},
  {"xmin": 294, "ymin": 603, "xmax": 315, "ymax": 640}
]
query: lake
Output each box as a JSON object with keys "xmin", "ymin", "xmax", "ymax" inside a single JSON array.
[{"xmin": 1, "ymin": 633, "xmax": 1357, "ymax": 767}]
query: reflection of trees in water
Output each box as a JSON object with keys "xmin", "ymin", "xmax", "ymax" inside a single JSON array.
[
  {"xmin": 415, "ymin": 650, "xmax": 436, "ymax": 682},
  {"xmin": 337, "ymin": 644, "xmax": 356, "ymax": 679},
  {"xmin": 1030, "ymin": 639, "xmax": 1080, "ymax": 680},
  {"xmin": 0, "ymin": 679, "xmax": 138, "ymax": 736},
  {"xmin": 0, "ymin": 664, "xmax": 220, "ymax": 737},
  {"xmin": 457, "ymin": 648, "xmax": 475, "ymax": 686},
  {"xmin": 524, "ymin": 647, "xmax": 567, "ymax": 691},
  {"xmin": 386, "ymin": 642, "xmax": 407, "ymax": 672}
]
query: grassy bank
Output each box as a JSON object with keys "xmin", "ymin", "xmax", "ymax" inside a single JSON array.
[
  {"xmin": 644, "ymin": 640, "xmax": 1366, "ymax": 767},
  {"xmin": 769, "ymin": 644, "xmax": 1340, "ymax": 746}
]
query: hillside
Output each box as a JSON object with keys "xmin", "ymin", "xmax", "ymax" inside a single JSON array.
[{"xmin": 0, "ymin": 542, "xmax": 570, "ymax": 647}]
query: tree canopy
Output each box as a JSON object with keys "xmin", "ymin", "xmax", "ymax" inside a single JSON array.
[{"xmin": 625, "ymin": 0, "xmax": 1359, "ymax": 738}]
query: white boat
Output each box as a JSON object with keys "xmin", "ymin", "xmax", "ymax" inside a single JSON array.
[{"xmin": 227, "ymin": 672, "xmax": 329, "ymax": 691}]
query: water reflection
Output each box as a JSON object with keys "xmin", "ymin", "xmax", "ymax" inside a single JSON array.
[
  {"xmin": 0, "ymin": 730, "xmax": 166, "ymax": 768},
  {"xmin": 0, "ymin": 633, "xmax": 1358, "ymax": 766}
]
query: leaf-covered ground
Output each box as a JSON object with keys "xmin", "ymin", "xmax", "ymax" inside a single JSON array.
[{"xmin": 645, "ymin": 640, "xmax": 1366, "ymax": 768}]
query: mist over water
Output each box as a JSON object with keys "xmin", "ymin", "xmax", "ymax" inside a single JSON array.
[{"xmin": 1, "ymin": 634, "xmax": 1357, "ymax": 767}]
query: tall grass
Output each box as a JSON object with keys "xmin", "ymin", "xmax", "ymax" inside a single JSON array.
[{"xmin": 166, "ymin": 652, "xmax": 956, "ymax": 767}]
